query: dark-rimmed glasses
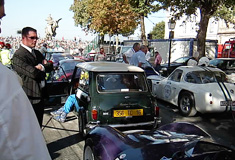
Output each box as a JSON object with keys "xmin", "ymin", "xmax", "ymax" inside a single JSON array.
[{"xmin": 27, "ymin": 36, "xmax": 39, "ymax": 40}]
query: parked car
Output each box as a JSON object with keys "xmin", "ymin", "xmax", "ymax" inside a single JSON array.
[
  {"xmin": 83, "ymin": 122, "xmax": 235, "ymax": 160},
  {"xmin": 45, "ymin": 59, "xmax": 82, "ymax": 105},
  {"xmin": 70, "ymin": 62, "xmax": 160, "ymax": 137},
  {"xmin": 47, "ymin": 52, "xmax": 74, "ymax": 69},
  {"xmin": 209, "ymin": 58, "xmax": 235, "ymax": 83},
  {"xmin": 147, "ymin": 66, "xmax": 235, "ymax": 116},
  {"xmin": 159, "ymin": 56, "xmax": 193, "ymax": 77},
  {"xmin": 51, "ymin": 59, "xmax": 83, "ymax": 81}
]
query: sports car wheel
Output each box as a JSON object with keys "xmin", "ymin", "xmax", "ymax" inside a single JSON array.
[
  {"xmin": 78, "ymin": 112, "xmax": 86, "ymax": 138},
  {"xmin": 83, "ymin": 145, "xmax": 95, "ymax": 160},
  {"xmin": 179, "ymin": 92, "xmax": 197, "ymax": 117}
]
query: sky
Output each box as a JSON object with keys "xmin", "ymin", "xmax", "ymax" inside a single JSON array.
[{"xmin": 1, "ymin": 0, "xmax": 166, "ymax": 41}]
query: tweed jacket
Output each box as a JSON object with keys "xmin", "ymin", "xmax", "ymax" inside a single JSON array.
[{"xmin": 12, "ymin": 46, "xmax": 49, "ymax": 104}]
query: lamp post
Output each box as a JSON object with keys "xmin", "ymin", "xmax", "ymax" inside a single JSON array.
[{"xmin": 167, "ymin": 18, "xmax": 176, "ymax": 74}]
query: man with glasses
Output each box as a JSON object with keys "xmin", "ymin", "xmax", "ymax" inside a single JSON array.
[
  {"xmin": 12, "ymin": 27, "xmax": 52, "ymax": 127},
  {"xmin": 0, "ymin": 1, "xmax": 51, "ymax": 159}
]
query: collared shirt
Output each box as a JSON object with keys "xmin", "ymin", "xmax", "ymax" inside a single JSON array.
[
  {"xmin": 145, "ymin": 51, "xmax": 151, "ymax": 61},
  {"xmin": 124, "ymin": 48, "xmax": 135, "ymax": 64},
  {"xmin": 154, "ymin": 54, "xmax": 162, "ymax": 65},
  {"xmin": 0, "ymin": 63, "xmax": 51, "ymax": 160},
  {"xmin": 130, "ymin": 50, "xmax": 148, "ymax": 68},
  {"xmin": 21, "ymin": 43, "xmax": 45, "ymax": 88}
]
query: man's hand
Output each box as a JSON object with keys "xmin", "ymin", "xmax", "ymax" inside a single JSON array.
[{"xmin": 35, "ymin": 64, "xmax": 45, "ymax": 71}]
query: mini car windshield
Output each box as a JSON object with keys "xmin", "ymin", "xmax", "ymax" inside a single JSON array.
[
  {"xmin": 185, "ymin": 71, "xmax": 227, "ymax": 84},
  {"xmin": 97, "ymin": 73, "xmax": 147, "ymax": 92}
]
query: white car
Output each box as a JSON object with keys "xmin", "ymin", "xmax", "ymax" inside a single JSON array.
[{"xmin": 147, "ymin": 66, "xmax": 235, "ymax": 116}]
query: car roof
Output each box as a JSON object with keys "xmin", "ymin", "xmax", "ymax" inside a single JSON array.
[
  {"xmin": 76, "ymin": 62, "xmax": 144, "ymax": 72},
  {"xmin": 176, "ymin": 66, "xmax": 223, "ymax": 72},
  {"xmin": 59, "ymin": 59, "xmax": 84, "ymax": 64},
  {"xmin": 52, "ymin": 53, "xmax": 72, "ymax": 56},
  {"xmin": 214, "ymin": 58, "xmax": 235, "ymax": 60}
]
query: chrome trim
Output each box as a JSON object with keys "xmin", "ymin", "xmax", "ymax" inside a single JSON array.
[{"xmin": 86, "ymin": 118, "xmax": 162, "ymax": 129}]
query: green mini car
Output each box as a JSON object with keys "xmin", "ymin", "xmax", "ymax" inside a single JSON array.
[{"xmin": 70, "ymin": 62, "xmax": 161, "ymax": 137}]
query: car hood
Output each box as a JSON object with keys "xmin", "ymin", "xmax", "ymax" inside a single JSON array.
[
  {"xmin": 147, "ymin": 75, "xmax": 165, "ymax": 81},
  {"xmin": 88, "ymin": 123, "xmax": 233, "ymax": 160}
]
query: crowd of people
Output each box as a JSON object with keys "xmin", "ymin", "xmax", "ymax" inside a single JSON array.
[{"xmin": 0, "ymin": 35, "xmax": 89, "ymax": 56}]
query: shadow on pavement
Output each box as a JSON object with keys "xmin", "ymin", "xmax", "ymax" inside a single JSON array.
[{"xmin": 47, "ymin": 133, "xmax": 83, "ymax": 159}]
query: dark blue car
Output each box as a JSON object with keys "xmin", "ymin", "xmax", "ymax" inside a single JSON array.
[{"xmin": 83, "ymin": 122, "xmax": 235, "ymax": 160}]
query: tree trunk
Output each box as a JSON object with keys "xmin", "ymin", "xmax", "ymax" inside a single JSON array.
[
  {"xmin": 196, "ymin": 8, "xmax": 211, "ymax": 58},
  {"xmin": 140, "ymin": 15, "xmax": 148, "ymax": 46}
]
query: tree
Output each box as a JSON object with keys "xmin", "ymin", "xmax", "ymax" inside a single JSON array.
[
  {"xmin": 70, "ymin": 0, "xmax": 139, "ymax": 38},
  {"xmin": 129, "ymin": 0, "xmax": 160, "ymax": 45},
  {"xmin": 156, "ymin": 0, "xmax": 235, "ymax": 57},
  {"xmin": 150, "ymin": 21, "xmax": 165, "ymax": 39}
]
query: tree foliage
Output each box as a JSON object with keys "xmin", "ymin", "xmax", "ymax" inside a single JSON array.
[
  {"xmin": 129, "ymin": 0, "xmax": 161, "ymax": 45},
  {"xmin": 150, "ymin": 21, "xmax": 165, "ymax": 39},
  {"xmin": 70, "ymin": 0, "xmax": 139, "ymax": 36},
  {"xmin": 155, "ymin": 0, "xmax": 235, "ymax": 57}
]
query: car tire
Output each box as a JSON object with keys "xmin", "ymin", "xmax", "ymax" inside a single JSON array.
[
  {"xmin": 83, "ymin": 140, "xmax": 95, "ymax": 160},
  {"xmin": 78, "ymin": 112, "xmax": 86, "ymax": 138},
  {"xmin": 178, "ymin": 92, "xmax": 197, "ymax": 117}
]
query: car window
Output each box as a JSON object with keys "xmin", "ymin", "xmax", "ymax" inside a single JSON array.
[
  {"xmin": 185, "ymin": 71, "xmax": 227, "ymax": 84},
  {"xmin": 79, "ymin": 70, "xmax": 89, "ymax": 93},
  {"xmin": 97, "ymin": 73, "xmax": 147, "ymax": 92},
  {"xmin": 185, "ymin": 72, "xmax": 202, "ymax": 84},
  {"xmin": 168, "ymin": 69, "xmax": 183, "ymax": 82},
  {"xmin": 173, "ymin": 57, "xmax": 190, "ymax": 63}
]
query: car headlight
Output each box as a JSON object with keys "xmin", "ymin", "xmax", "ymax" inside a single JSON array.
[{"xmin": 161, "ymin": 67, "xmax": 167, "ymax": 71}]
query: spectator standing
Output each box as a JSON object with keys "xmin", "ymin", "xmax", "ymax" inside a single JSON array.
[
  {"xmin": 123, "ymin": 43, "xmax": 140, "ymax": 64},
  {"xmin": 0, "ymin": 41, "xmax": 4, "ymax": 51},
  {"xmin": 95, "ymin": 47, "xmax": 106, "ymax": 61},
  {"xmin": 187, "ymin": 51, "xmax": 199, "ymax": 66},
  {"xmin": 39, "ymin": 43, "xmax": 48, "ymax": 58},
  {"xmin": 145, "ymin": 49, "xmax": 151, "ymax": 62},
  {"xmin": 130, "ymin": 45, "xmax": 149, "ymax": 68},
  {"xmin": 12, "ymin": 27, "xmax": 53, "ymax": 127},
  {"xmin": 154, "ymin": 48, "xmax": 162, "ymax": 71},
  {"xmin": 0, "ymin": 43, "xmax": 12, "ymax": 68},
  {"xmin": 0, "ymin": 1, "xmax": 51, "ymax": 159}
]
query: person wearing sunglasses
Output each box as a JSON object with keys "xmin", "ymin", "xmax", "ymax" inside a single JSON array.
[
  {"xmin": 0, "ymin": 0, "xmax": 51, "ymax": 159},
  {"xmin": 12, "ymin": 27, "xmax": 53, "ymax": 128}
]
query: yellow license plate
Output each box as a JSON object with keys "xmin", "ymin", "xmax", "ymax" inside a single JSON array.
[{"xmin": 113, "ymin": 109, "xmax": 143, "ymax": 117}]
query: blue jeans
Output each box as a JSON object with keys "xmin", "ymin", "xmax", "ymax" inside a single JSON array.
[{"xmin": 63, "ymin": 94, "xmax": 80, "ymax": 114}]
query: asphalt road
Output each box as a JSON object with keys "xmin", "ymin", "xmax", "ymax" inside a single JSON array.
[
  {"xmin": 42, "ymin": 105, "xmax": 84, "ymax": 160},
  {"xmin": 42, "ymin": 100, "xmax": 235, "ymax": 160}
]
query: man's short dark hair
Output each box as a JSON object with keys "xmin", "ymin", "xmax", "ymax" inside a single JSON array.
[
  {"xmin": 21, "ymin": 27, "xmax": 37, "ymax": 37},
  {"xmin": 0, "ymin": 0, "xmax": 4, "ymax": 6},
  {"xmin": 133, "ymin": 43, "xmax": 140, "ymax": 48}
]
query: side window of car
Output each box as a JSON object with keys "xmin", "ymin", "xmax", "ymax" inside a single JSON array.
[
  {"xmin": 185, "ymin": 72, "xmax": 201, "ymax": 84},
  {"xmin": 169, "ymin": 70, "xmax": 183, "ymax": 82},
  {"xmin": 79, "ymin": 69, "xmax": 89, "ymax": 93}
]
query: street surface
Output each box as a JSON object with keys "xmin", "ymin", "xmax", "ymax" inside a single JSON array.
[{"xmin": 42, "ymin": 100, "xmax": 235, "ymax": 160}]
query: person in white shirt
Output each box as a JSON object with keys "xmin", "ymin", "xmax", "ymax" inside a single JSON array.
[
  {"xmin": 130, "ymin": 45, "xmax": 149, "ymax": 68},
  {"xmin": 187, "ymin": 51, "xmax": 199, "ymax": 66},
  {"xmin": 123, "ymin": 43, "xmax": 140, "ymax": 64},
  {"xmin": 0, "ymin": 0, "xmax": 51, "ymax": 159}
]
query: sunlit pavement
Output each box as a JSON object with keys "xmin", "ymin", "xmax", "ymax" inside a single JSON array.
[{"xmin": 42, "ymin": 105, "xmax": 84, "ymax": 160}]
